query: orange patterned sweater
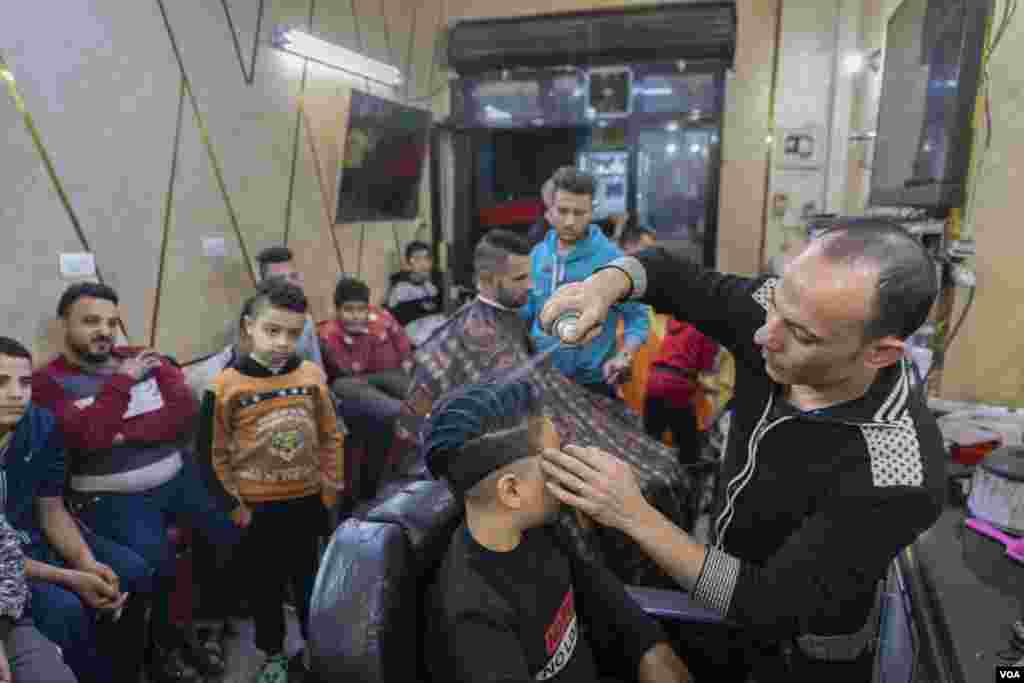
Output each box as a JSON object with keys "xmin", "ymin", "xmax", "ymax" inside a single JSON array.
[{"xmin": 206, "ymin": 357, "xmax": 344, "ymax": 507}]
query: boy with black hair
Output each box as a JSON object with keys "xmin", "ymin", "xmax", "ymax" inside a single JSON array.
[
  {"xmin": 318, "ymin": 277, "xmax": 412, "ymax": 502},
  {"xmin": 424, "ymin": 378, "xmax": 691, "ymax": 683},
  {"xmin": 199, "ymin": 279, "xmax": 345, "ymax": 683},
  {"xmin": 386, "ymin": 240, "xmax": 446, "ymax": 346},
  {"xmin": 253, "ymin": 246, "xmax": 324, "ymax": 370}
]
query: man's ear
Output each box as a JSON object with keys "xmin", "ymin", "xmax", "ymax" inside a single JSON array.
[
  {"xmin": 495, "ymin": 472, "xmax": 523, "ymax": 510},
  {"xmin": 863, "ymin": 336, "xmax": 905, "ymax": 370}
]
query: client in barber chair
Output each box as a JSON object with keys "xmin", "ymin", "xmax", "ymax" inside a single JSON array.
[
  {"xmin": 318, "ymin": 277, "xmax": 412, "ymax": 505},
  {"xmin": 424, "ymin": 379, "xmax": 691, "ymax": 683}
]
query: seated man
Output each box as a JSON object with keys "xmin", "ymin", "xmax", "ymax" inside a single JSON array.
[
  {"xmin": 31, "ymin": 283, "xmax": 241, "ymax": 683},
  {"xmin": 386, "ymin": 240, "xmax": 447, "ymax": 347},
  {"xmin": 425, "ymin": 379, "xmax": 691, "ymax": 683},
  {"xmin": 1, "ymin": 336, "xmax": 151, "ymax": 683},
  {"xmin": 319, "ymin": 277, "xmax": 412, "ymax": 503},
  {"xmin": 392, "ymin": 230, "xmax": 693, "ymax": 585},
  {"xmin": 0, "ymin": 513, "xmax": 76, "ymax": 683}
]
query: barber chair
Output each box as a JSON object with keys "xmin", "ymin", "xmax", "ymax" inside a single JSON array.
[{"xmin": 307, "ymin": 477, "xmax": 729, "ymax": 683}]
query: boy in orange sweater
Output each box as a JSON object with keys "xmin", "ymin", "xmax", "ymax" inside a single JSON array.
[{"xmin": 198, "ymin": 280, "xmax": 344, "ymax": 683}]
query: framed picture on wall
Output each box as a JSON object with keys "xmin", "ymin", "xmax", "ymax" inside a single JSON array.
[{"xmin": 336, "ymin": 90, "xmax": 433, "ymax": 223}]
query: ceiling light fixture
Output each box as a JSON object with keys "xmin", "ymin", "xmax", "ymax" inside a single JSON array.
[{"xmin": 271, "ymin": 27, "xmax": 402, "ymax": 87}]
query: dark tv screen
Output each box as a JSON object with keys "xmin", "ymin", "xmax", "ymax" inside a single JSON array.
[
  {"xmin": 336, "ymin": 91, "xmax": 432, "ymax": 223},
  {"xmin": 869, "ymin": 0, "xmax": 992, "ymax": 210}
]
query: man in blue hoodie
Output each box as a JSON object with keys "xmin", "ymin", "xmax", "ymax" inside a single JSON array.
[{"xmin": 524, "ymin": 166, "xmax": 650, "ymax": 398}]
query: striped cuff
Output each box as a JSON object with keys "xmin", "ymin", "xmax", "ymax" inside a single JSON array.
[
  {"xmin": 691, "ymin": 547, "xmax": 741, "ymax": 616},
  {"xmin": 602, "ymin": 256, "xmax": 648, "ymax": 300}
]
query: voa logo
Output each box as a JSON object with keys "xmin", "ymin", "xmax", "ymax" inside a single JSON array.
[{"xmin": 998, "ymin": 668, "xmax": 1022, "ymax": 680}]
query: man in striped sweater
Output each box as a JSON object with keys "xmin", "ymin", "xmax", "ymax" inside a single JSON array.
[{"xmin": 32, "ymin": 283, "xmax": 241, "ymax": 683}]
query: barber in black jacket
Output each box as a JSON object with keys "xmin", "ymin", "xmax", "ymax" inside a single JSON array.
[{"xmin": 538, "ymin": 218, "xmax": 947, "ymax": 681}]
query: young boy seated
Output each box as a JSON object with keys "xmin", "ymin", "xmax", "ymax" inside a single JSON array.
[
  {"xmin": 423, "ymin": 379, "xmax": 691, "ymax": 683},
  {"xmin": 318, "ymin": 277, "xmax": 413, "ymax": 501},
  {"xmin": 198, "ymin": 279, "xmax": 345, "ymax": 683},
  {"xmin": 386, "ymin": 241, "xmax": 446, "ymax": 347}
]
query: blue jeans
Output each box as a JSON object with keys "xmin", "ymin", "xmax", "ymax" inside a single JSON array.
[
  {"xmin": 27, "ymin": 529, "xmax": 153, "ymax": 683},
  {"xmin": 71, "ymin": 456, "xmax": 241, "ymax": 641}
]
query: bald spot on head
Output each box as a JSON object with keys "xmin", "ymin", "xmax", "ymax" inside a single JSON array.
[{"xmin": 783, "ymin": 240, "xmax": 880, "ymax": 343}]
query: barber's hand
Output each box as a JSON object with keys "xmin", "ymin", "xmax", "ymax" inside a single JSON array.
[
  {"xmin": 119, "ymin": 349, "xmax": 163, "ymax": 381},
  {"xmin": 539, "ymin": 268, "xmax": 631, "ymax": 345},
  {"xmin": 541, "ymin": 445, "xmax": 649, "ymax": 534},
  {"xmin": 67, "ymin": 569, "xmax": 123, "ymax": 610},
  {"xmin": 602, "ymin": 350, "xmax": 634, "ymax": 386}
]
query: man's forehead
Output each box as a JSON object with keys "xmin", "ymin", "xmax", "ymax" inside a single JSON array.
[
  {"xmin": 266, "ymin": 261, "xmax": 298, "ymax": 275},
  {"xmin": 553, "ymin": 190, "xmax": 592, "ymax": 208},
  {"xmin": 0, "ymin": 354, "xmax": 32, "ymax": 376},
  {"xmin": 71, "ymin": 297, "xmax": 118, "ymax": 318},
  {"xmin": 504, "ymin": 254, "xmax": 530, "ymax": 273},
  {"xmin": 779, "ymin": 257, "xmax": 876, "ymax": 332}
]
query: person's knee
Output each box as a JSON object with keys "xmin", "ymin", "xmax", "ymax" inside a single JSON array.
[
  {"xmin": 29, "ymin": 584, "xmax": 90, "ymax": 647},
  {"xmin": 6, "ymin": 624, "xmax": 78, "ymax": 683}
]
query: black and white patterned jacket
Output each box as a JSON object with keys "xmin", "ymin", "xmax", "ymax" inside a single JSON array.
[
  {"xmin": 0, "ymin": 513, "xmax": 29, "ymax": 641},
  {"xmin": 606, "ymin": 250, "xmax": 946, "ymax": 648}
]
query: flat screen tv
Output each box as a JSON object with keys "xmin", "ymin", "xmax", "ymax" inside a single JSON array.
[
  {"xmin": 336, "ymin": 90, "xmax": 432, "ymax": 223},
  {"xmin": 869, "ymin": 0, "xmax": 993, "ymax": 211}
]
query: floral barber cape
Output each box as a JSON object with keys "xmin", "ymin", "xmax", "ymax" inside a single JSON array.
[{"xmin": 390, "ymin": 298, "xmax": 696, "ymax": 586}]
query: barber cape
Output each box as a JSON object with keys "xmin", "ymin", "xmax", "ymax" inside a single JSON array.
[{"xmin": 390, "ymin": 297, "xmax": 696, "ymax": 586}]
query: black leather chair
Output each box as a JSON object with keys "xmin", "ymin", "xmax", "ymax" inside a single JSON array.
[{"xmin": 307, "ymin": 476, "xmax": 728, "ymax": 683}]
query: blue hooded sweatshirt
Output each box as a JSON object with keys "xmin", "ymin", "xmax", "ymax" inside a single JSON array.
[{"xmin": 524, "ymin": 225, "xmax": 650, "ymax": 386}]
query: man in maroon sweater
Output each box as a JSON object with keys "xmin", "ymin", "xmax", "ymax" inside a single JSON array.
[{"xmin": 32, "ymin": 282, "xmax": 240, "ymax": 683}]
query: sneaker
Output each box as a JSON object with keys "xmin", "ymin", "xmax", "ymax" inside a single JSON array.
[
  {"xmin": 287, "ymin": 649, "xmax": 309, "ymax": 682},
  {"xmin": 148, "ymin": 641, "xmax": 201, "ymax": 683},
  {"xmin": 184, "ymin": 624, "xmax": 227, "ymax": 677},
  {"xmin": 255, "ymin": 653, "xmax": 290, "ymax": 683}
]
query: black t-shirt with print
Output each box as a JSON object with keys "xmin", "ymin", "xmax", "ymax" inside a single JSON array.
[{"xmin": 436, "ymin": 522, "xmax": 665, "ymax": 682}]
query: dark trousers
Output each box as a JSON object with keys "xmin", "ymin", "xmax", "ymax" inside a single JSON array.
[
  {"xmin": 644, "ymin": 396, "xmax": 700, "ymax": 465},
  {"xmin": 236, "ymin": 495, "xmax": 325, "ymax": 655},
  {"xmin": 26, "ymin": 529, "xmax": 153, "ymax": 683},
  {"xmin": 70, "ymin": 457, "xmax": 241, "ymax": 644},
  {"xmin": 332, "ymin": 375, "xmax": 406, "ymax": 502}
]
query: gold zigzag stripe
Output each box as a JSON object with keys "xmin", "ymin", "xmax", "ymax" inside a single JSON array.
[
  {"xmin": 218, "ymin": 0, "xmax": 265, "ymax": 85},
  {"xmin": 154, "ymin": 0, "xmax": 258, "ymax": 285},
  {"xmin": 300, "ymin": 104, "xmax": 347, "ymax": 275},
  {"xmin": 0, "ymin": 52, "xmax": 130, "ymax": 341},
  {"xmin": 150, "ymin": 78, "xmax": 188, "ymax": 348}
]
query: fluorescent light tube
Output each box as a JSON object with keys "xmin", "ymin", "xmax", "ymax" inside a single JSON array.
[{"xmin": 272, "ymin": 27, "xmax": 402, "ymax": 87}]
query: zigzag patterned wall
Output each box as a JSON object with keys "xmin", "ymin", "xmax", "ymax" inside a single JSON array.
[{"xmin": 0, "ymin": 0, "xmax": 452, "ymax": 364}]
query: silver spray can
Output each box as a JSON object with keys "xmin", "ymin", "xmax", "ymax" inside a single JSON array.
[{"xmin": 551, "ymin": 310, "xmax": 583, "ymax": 345}]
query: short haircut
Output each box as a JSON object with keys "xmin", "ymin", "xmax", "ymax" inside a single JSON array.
[
  {"xmin": 334, "ymin": 277, "xmax": 371, "ymax": 307},
  {"xmin": 0, "ymin": 337, "xmax": 32, "ymax": 362},
  {"xmin": 255, "ymin": 246, "xmax": 294, "ymax": 280},
  {"xmin": 242, "ymin": 278, "xmax": 308, "ymax": 322},
  {"xmin": 405, "ymin": 241, "xmax": 431, "ymax": 262},
  {"xmin": 474, "ymin": 229, "xmax": 532, "ymax": 280},
  {"xmin": 420, "ymin": 377, "xmax": 544, "ymax": 499},
  {"xmin": 550, "ymin": 166, "xmax": 596, "ymax": 199},
  {"xmin": 619, "ymin": 224, "xmax": 656, "ymax": 250},
  {"xmin": 541, "ymin": 177, "xmax": 556, "ymax": 207},
  {"xmin": 57, "ymin": 282, "xmax": 119, "ymax": 318},
  {"xmin": 814, "ymin": 218, "xmax": 939, "ymax": 340}
]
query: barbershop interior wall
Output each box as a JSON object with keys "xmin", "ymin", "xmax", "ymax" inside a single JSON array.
[{"xmin": 1, "ymin": 0, "xmax": 776, "ymax": 365}]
